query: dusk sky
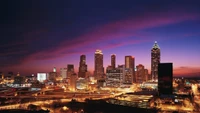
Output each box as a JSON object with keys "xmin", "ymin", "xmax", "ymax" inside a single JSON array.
[{"xmin": 0, "ymin": 0, "xmax": 200, "ymax": 77}]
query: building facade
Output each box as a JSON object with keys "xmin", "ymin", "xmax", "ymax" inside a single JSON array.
[
  {"xmin": 67, "ymin": 64, "xmax": 74, "ymax": 78},
  {"xmin": 78, "ymin": 55, "xmax": 87, "ymax": 78},
  {"xmin": 151, "ymin": 41, "xmax": 160, "ymax": 82},
  {"xmin": 60, "ymin": 68, "xmax": 67, "ymax": 79},
  {"xmin": 48, "ymin": 72, "xmax": 57, "ymax": 82},
  {"xmin": 111, "ymin": 54, "xmax": 116, "ymax": 69},
  {"xmin": 123, "ymin": 68, "xmax": 133, "ymax": 84},
  {"xmin": 94, "ymin": 50, "xmax": 104, "ymax": 80},
  {"xmin": 136, "ymin": 64, "xmax": 145, "ymax": 83},
  {"xmin": 106, "ymin": 66, "xmax": 123, "ymax": 87},
  {"xmin": 70, "ymin": 73, "xmax": 77, "ymax": 91},
  {"xmin": 158, "ymin": 63, "xmax": 173, "ymax": 95},
  {"xmin": 37, "ymin": 73, "xmax": 47, "ymax": 82},
  {"xmin": 13, "ymin": 73, "xmax": 25, "ymax": 87},
  {"xmin": 125, "ymin": 56, "xmax": 135, "ymax": 82}
]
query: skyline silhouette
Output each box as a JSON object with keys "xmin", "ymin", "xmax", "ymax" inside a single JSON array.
[{"xmin": 0, "ymin": 0, "xmax": 200, "ymax": 77}]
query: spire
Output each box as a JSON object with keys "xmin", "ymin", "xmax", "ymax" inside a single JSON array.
[{"xmin": 152, "ymin": 41, "xmax": 160, "ymax": 49}]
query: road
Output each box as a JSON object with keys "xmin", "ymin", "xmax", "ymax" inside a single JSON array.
[{"xmin": 0, "ymin": 92, "xmax": 114, "ymax": 113}]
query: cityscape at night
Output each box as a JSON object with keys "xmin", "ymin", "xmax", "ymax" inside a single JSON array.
[{"xmin": 0, "ymin": 0, "xmax": 200, "ymax": 113}]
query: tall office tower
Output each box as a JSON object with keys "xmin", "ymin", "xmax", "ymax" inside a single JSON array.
[
  {"xmin": 125, "ymin": 56, "xmax": 135, "ymax": 82},
  {"xmin": 78, "ymin": 55, "xmax": 88, "ymax": 78},
  {"xmin": 111, "ymin": 54, "xmax": 116, "ymax": 69},
  {"xmin": 67, "ymin": 64, "xmax": 74, "ymax": 78},
  {"xmin": 53, "ymin": 67, "xmax": 56, "ymax": 72},
  {"xmin": 60, "ymin": 68, "xmax": 67, "ymax": 79},
  {"xmin": 136, "ymin": 64, "xmax": 145, "ymax": 83},
  {"xmin": 158, "ymin": 63, "xmax": 173, "ymax": 95},
  {"xmin": 151, "ymin": 41, "xmax": 160, "ymax": 82},
  {"xmin": 94, "ymin": 49, "xmax": 104, "ymax": 80}
]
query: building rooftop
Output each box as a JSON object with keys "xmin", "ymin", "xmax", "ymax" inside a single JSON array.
[{"xmin": 152, "ymin": 41, "xmax": 160, "ymax": 49}]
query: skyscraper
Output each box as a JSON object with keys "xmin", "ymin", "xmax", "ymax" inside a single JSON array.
[
  {"xmin": 78, "ymin": 55, "xmax": 88, "ymax": 78},
  {"xmin": 111, "ymin": 54, "xmax": 116, "ymax": 69},
  {"xmin": 67, "ymin": 64, "xmax": 74, "ymax": 79},
  {"xmin": 158, "ymin": 63, "xmax": 173, "ymax": 95},
  {"xmin": 125, "ymin": 56, "xmax": 135, "ymax": 82},
  {"xmin": 151, "ymin": 41, "xmax": 160, "ymax": 82},
  {"xmin": 94, "ymin": 49, "xmax": 104, "ymax": 80},
  {"xmin": 136, "ymin": 64, "xmax": 145, "ymax": 83}
]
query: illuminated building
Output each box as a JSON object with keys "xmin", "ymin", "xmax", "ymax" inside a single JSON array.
[
  {"xmin": 111, "ymin": 54, "xmax": 116, "ymax": 69},
  {"xmin": 123, "ymin": 68, "xmax": 133, "ymax": 84},
  {"xmin": 25, "ymin": 75, "xmax": 35, "ymax": 83},
  {"xmin": 53, "ymin": 67, "xmax": 56, "ymax": 72},
  {"xmin": 94, "ymin": 49, "xmax": 104, "ymax": 80},
  {"xmin": 141, "ymin": 82, "xmax": 158, "ymax": 89},
  {"xmin": 108, "ymin": 94, "xmax": 154, "ymax": 109},
  {"xmin": 60, "ymin": 68, "xmax": 67, "ymax": 79},
  {"xmin": 48, "ymin": 72, "xmax": 57, "ymax": 82},
  {"xmin": 89, "ymin": 76, "xmax": 97, "ymax": 84},
  {"xmin": 144, "ymin": 69, "xmax": 149, "ymax": 81},
  {"xmin": 37, "ymin": 73, "xmax": 47, "ymax": 82},
  {"xmin": 78, "ymin": 55, "xmax": 88, "ymax": 78},
  {"xmin": 67, "ymin": 64, "xmax": 74, "ymax": 79},
  {"xmin": 97, "ymin": 79, "xmax": 106, "ymax": 87},
  {"xmin": 136, "ymin": 64, "xmax": 146, "ymax": 83},
  {"xmin": 106, "ymin": 65, "xmax": 123, "ymax": 87},
  {"xmin": 125, "ymin": 56, "xmax": 135, "ymax": 82},
  {"xmin": 67, "ymin": 64, "xmax": 74, "ymax": 72},
  {"xmin": 76, "ymin": 78, "xmax": 88, "ymax": 90},
  {"xmin": 151, "ymin": 41, "xmax": 160, "ymax": 82},
  {"xmin": 106, "ymin": 65, "xmax": 113, "ymax": 70},
  {"xmin": 158, "ymin": 63, "xmax": 173, "ymax": 95},
  {"xmin": 13, "ymin": 73, "xmax": 25, "ymax": 87},
  {"xmin": 70, "ymin": 73, "xmax": 77, "ymax": 91}
]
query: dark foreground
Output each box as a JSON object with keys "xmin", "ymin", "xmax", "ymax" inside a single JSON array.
[
  {"xmin": 67, "ymin": 99, "xmax": 158, "ymax": 113},
  {"xmin": 0, "ymin": 109, "xmax": 50, "ymax": 113},
  {"xmin": 0, "ymin": 99, "xmax": 158, "ymax": 113}
]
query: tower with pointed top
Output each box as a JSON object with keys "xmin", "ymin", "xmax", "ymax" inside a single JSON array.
[{"xmin": 151, "ymin": 41, "xmax": 160, "ymax": 82}]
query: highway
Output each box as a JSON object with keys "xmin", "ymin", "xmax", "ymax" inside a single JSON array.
[
  {"xmin": 0, "ymin": 99, "xmax": 72, "ymax": 113},
  {"xmin": 0, "ymin": 93, "xmax": 112, "ymax": 113}
]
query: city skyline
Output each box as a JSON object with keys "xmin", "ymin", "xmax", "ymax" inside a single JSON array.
[{"xmin": 0, "ymin": 0, "xmax": 200, "ymax": 77}]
